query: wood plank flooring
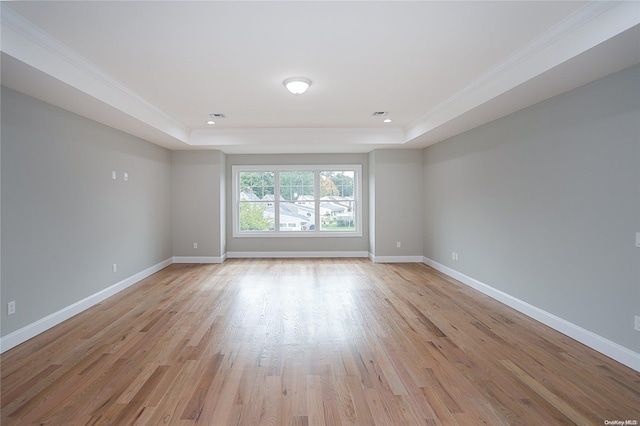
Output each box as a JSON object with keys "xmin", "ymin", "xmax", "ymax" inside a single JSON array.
[{"xmin": 2, "ymin": 259, "xmax": 639, "ymax": 425}]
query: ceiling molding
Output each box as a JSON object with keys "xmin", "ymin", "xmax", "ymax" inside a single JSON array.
[
  {"xmin": 403, "ymin": 0, "xmax": 640, "ymax": 144},
  {"xmin": 2, "ymin": 2, "xmax": 637, "ymax": 153},
  {"xmin": 1, "ymin": 4, "xmax": 403, "ymax": 152},
  {"xmin": 0, "ymin": 4, "xmax": 191, "ymax": 144},
  {"xmin": 190, "ymin": 127, "xmax": 405, "ymax": 148}
]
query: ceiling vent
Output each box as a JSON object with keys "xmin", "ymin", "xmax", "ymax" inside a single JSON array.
[
  {"xmin": 372, "ymin": 111, "xmax": 388, "ymax": 116},
  {"xmin": 210, "ymin": 113, "xmax": 226, "ymax": 118}
]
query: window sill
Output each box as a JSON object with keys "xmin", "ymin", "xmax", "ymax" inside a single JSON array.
[{"xmin": 233, "ymin": 231, "xmax": 363, "ymax": 238}]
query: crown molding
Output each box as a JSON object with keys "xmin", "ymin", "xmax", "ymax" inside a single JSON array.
[
  {"xmin": 404, "ymin": 0, "xmax": 640, "ymax": 143},
  {"xmin": 3, "ymin": 2, "xmax": 637, "ymax": 151},
  {"xmin": 0, "ymin": 4, "xmax": 191, "ymax": 144},
  {"xmin": 1, "ymin": 6, "xmax": 403, "ymax": 151},
  {"xmin": 189, "ymin": 127, "xmax": 405, "ymax": 147}
]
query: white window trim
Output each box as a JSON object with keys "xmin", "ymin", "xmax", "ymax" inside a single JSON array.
[{"xmin": 232, "ymin": 164, "xmax": 363, "ymax": 238}]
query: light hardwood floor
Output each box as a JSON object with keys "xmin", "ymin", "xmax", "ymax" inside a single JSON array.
[{"xmin": 1, "ymin": 259, "xmax": 638, "ymax": 425}]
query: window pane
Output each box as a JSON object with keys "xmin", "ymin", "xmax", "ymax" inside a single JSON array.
[
  {"xmin": 279, "ymin": 171, "xmax": 314, "ymax": 201},
  {"xmin": 239, "ymin": 202, "xmax": 274, "ymax": 231},
  {"xmin": 320, "ymin": 199, "xmax": 356, "ymax": 231},
  {"xmin": 240, "ymin": 171, "xmax": 275, "ymax": 200},
  {"xmin": 320, "ymin": 170, "xmax": 356, "ymax": 231},
  {"xmin": 321, "ymin": 170, "xmax": 354, "ymax": 198},
  {"xmin": 279, "ymin": 202, "xmax": 315, "ymax": 232}
]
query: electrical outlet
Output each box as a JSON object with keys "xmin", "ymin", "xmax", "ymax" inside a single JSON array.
[
  {"xmin": 112, "ymin": 263, "xmax": 117, "ymax": 273},
  {"xmin": 635, "ymin": 316, "xmax": 640, "ymax": 332},
  {"xmin": 111, "ymin": 171, "xmax": 117, "ymax": 180},
  {"xmin": 7, "ymin": 301, "xmax": 16, "ymax": 315},
  {"xmin": 123, "ymin": 172, "xmax": 129, "ymax": 181},
  {"xmin": 193, "ymin": 242, "xmax": 198, "ymax": 249},
  {"xmin": 451, "ymin": 252, "xmax": 459, "ymax": 261},
  {"xmin": 396, "ymin": 241, "xmax": 401, "ymax": 248}
]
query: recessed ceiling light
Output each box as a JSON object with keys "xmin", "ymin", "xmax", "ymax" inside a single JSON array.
[
  {"xmin": 383, "ymin": 118, "xmax": 392, "ymax": 123},
  {"xmin": 206, "ymin": 113, "xmax": 225, "ymax": 125},
  {"xmin": 283, "ymin": 77, "xmax": 311, "ymax": 95}
]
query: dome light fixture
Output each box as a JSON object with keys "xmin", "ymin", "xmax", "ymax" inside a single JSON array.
[{"xmin": 283, "ymin": 77, "xmax": 311, "ymax": 95}]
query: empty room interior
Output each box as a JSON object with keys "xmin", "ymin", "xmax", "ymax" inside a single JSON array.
[{"xmin": 1, "ymin": 1, "xmax": 639, "ymax": 425}]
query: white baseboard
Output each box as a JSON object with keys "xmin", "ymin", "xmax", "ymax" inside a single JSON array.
[
  {"xmin": 226, "ymin": 251, "xmax": 368, "ymax": 259},
  {"xmin": 7, "ymin": 255, "xmax": 637, "ymax": 372},
  {"xmin": 0, "ymin": 258, "xmax": 172, "ymax": 354},
  {"xmin": 369, "ymin": 254, "xmax": 423, "ymax": 263},
  {"xmin": 422, "ymin": 257, "xmax": 640, "ymax": 372},
  {"xmin": 172, "ymin": 256, "xmax": 225, "ymax": 264}
]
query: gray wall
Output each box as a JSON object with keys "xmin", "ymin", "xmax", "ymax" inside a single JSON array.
[
  {"xmin": 368, "ymin": 150, "xmax": 376, "ymax": 255},
  {"xmin": 1, "ymin": 88, "xmax": 172, "ymax": 336},
  {"xmin": 171, "ymin": 150, "xmax": 226, "ymax": 258},
  {"xmin": 369, "ymin": 149, "xmax": 423, "ymax": 258},
  {"xmin": 219, "ymin": 153, "xmax": 227, "ymax": 256},
  {"xmin": 423, "ymin": 65, "xmax": 640, "ymax": 352},
  {"xmin": 226, "ymin": 153, "xmax": 369, "ymax": 254},
  {"xmin": 3, "ymin": 64, "xmax": 638, "ymax": 360}
]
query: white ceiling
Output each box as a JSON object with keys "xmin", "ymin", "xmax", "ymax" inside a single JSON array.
[{"xmin": 2, "ymin": 1, "xmax": 639, "ymax": 153}]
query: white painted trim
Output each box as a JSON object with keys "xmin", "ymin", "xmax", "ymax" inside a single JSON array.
[
  {"xmin": 231, "ymin": 164, "xmax": 363, "ymax": 239},
  {"xmin": 404, "ymin": 1, "xmax": 640, "ymax": 143},
  {"xmin": 227, "ymin": 251, "xmax": 368, "ymax": 259},
  {"xmin": 370, "ymin": 255, "xmax": 423, "ymax": 263},
  {"xmin": 0, "ymin": 258, "xmax": 172, "ymax": 354},
  {"xmin": 190, "ymin": 127, "xmax": 404, "ymax": 147},
  {"xmin": 422, "ymin": 257, "xmax": 640, "ymax": 372},
  {"xmin": 232, "ymin": 232, "xmax": 363, "ymax": 238},
  {"xmin": 0, "ymin": 4, "xmax": 190, "ymax": 144},
  {"xmin": 8, "ymin": 254, "xmax": 635, "ymax": 372},
  {"xmin": 172, "ymin": 256, "xmax": 224, "ymax": 264}
]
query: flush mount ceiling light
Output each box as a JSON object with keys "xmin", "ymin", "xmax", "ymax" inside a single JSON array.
[{"xmin": 283, "ymin": 77, "xmax": 311, "ymax": 95}]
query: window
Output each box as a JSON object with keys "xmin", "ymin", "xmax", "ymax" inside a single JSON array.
[{"xmin": 233, "ymin": 165, "xmax": 362, "ymax": 237}]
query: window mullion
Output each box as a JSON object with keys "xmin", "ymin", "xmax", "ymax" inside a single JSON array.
[
  {"xmin": 274, "ymin": 170, "xmax": 280, "ymax": 233},
  {"xmin": 314, "ymin": 170, "xmax": 320, "ymax": 233}
]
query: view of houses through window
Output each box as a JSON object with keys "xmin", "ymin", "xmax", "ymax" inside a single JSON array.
[{"xmin": 234, "ymin": 166, "xmax": 360, "ymax": 235}]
